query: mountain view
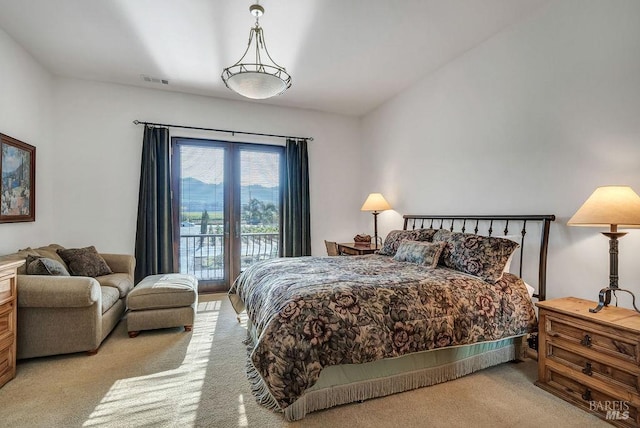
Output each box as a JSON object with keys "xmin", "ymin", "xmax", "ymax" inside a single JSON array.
[{"xmin": 180, "ymin": 177, "xmax": 279, "ymax": 212}]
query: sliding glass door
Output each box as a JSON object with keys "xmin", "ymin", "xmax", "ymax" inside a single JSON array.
[{"xmin": 172, "ymin": 138, "xmax": 282, "ymax": 292}]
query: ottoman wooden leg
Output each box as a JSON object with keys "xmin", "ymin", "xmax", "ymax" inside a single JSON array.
[
  {"xmin": 184, "ymin": 325, "xmax": 193, "ymax": 332},
  {"xmin": 128, "ymin": 331, "xmax": 140, "ymax": 338},
  {"xmin": 87, "ymin": 348, "xmax": 98, "ymax": 356}
]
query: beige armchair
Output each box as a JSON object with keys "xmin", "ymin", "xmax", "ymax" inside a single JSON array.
[{"xmin": 0, "ymin": 245, "xmax": 135, "ymax": 359}]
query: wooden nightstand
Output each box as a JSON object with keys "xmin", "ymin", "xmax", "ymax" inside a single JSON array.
[
  {"xmin": 337, "ymin": 243, "xmax": 378, "ymax": 255},
  {"xmin": 0, "ymin": 260, "xmax": 23, "ymax": 389},
  {"xmin": 536, "ymin": 297, "xmax": 640, "ymax": 427}
]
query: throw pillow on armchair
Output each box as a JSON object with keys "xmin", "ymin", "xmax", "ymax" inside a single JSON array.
[{"xmin": 57, "ymin": 246, "xmax": 113, "ymax": 277}]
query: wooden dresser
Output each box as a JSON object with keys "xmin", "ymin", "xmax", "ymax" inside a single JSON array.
[
  {"xmin": 0, "ymin": 260, "xmax": 23, "ymax": 389},
  {"xmin": 536, "ymin": 297, "xmax": 640, "ymax": 427}
]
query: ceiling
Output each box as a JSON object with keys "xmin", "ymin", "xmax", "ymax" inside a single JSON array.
[{"xmin": 0, "ymin": 0, "xmax": 550, "ymax": 116}]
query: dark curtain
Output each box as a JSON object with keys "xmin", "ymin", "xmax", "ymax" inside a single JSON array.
[
  {"xmin": 134, "ymin": 126, "xmax": 175, "ymax": 283},
  {"xmin": 281, "ymin": 139, "xmax": 311, "ymax": 257}
]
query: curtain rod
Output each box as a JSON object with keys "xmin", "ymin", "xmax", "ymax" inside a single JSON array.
[{"xmin": 132, "ymin": 120, "xmax": 314, "ymax": 142}]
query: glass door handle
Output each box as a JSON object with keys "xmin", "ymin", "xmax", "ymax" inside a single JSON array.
[
  {"xmin": 224, "ymin": 221, "xmax": 230, "ymax": 236},
  {"xmin": 235, "ymin": 221, "xmax": 240, "ymax": 239}
]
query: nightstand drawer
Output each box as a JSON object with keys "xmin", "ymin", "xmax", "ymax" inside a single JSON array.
[
  {"xmin": 337, "ymin": 243, "xmax": 377, "ymax": 256},
  {"xmin": 546, "ymin": 314, "xmax": 640, "ymax": 364},
  {"xmin": 340, "ymin": 246, "xmax": 361, "ymax": 256},
  {"xmin": 549, "ymin": 342, "xmax": 640, "ymax": 394},
  {"xmin": 545, "ymin": 367, "xmax": 639, "ymax": 427}
]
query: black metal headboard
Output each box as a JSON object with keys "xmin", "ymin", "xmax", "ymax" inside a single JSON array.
[{"xmin": 403, "ymin": 215, "xmax": 555, "ymax": 301}]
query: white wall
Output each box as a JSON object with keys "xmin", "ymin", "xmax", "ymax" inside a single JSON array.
[
  {"xmin": 361, "ymin": 0, "xmax": 640, "ymax": 302},
  {"xmin": 0, "ymin": 27, "xmax": 54, "ymax": 254},
  {"xmin": 51, "ymin": 78, "xmax": 362, "ymax": 256}
]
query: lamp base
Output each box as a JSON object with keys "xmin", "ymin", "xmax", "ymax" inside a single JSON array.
[
  {"xmin": 372, "ymin": 211, "xmax": 380, "ymax": 249},
  {"xmin": 589, "ymin": 287, "xmax": 640, "ymax": 313}
]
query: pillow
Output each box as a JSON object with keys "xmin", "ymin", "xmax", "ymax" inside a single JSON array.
[
  {"xmin": 32, "ymin": 244, "xmax": 69, "ymax": 270},
  {"xmin": 25, "ymin": 255, "xmax": 70, "ymax": 276},
  {"xmin": 57, "ymin": 246, "xmax": 113, "ymax": 277},
  {"xmin": 393, "ymin": 240, "xmax": 446, "ymax": 268},
  {"xmin": 499, "ymin": 235, "xmax": 522, "ymax": 273},
  {"xmin": 378, "ymin": 229, "xmax": 437, "ymax": 256},
  {"xmin": 524, "ymin": 281, "xmax": 535, "ymax": 299},
  {"xmin": 432, "ymin": 229, "xmax": 519, "ymax": 283}
]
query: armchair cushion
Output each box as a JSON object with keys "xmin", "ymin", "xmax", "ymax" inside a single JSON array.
[
  {"xmin": 96, "ymin": 273, "xmax": 134, "ymax": 298},
  {"xmin": 57, "ymin": 246, "xmax": 113, "ymax": 277},
  {"xmin": 101, "ymin": 286, "xmax": 120, "ymax": 314}
]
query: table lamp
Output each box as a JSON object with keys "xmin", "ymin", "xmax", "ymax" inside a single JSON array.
[
  {"xmin": 361, "ymin": 193, "xmax": 391, "ymax": 249},
  {"xmin": 568, "ymin": 185, "xmax": 640, "ymax": 313}
]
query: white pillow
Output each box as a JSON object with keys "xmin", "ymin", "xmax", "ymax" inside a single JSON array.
[
  {"xmin": 499, "ymin": 235, "xmax": 522, "ymax": 273},
  {"xmin": 524, "ymin": 281, "xmax": 535, "ymax": 299},
  {"xmin": 495, "ymin": 234, "xmax": 533, "ymax": 298}
]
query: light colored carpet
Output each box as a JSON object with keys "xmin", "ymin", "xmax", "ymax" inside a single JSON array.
[{"xmin": 0, "ymin": 294, "xmax": 607, "ymax": 428}]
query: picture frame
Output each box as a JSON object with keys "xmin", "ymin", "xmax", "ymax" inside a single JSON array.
[{"xmin": 0, "ymin": 133, "xmax": 35, "ymax": 223}]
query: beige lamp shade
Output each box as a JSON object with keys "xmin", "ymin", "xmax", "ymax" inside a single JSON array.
[
  {"xmin": 568, "ymin": 185, "xmax": 640, "ymax": 228},
  {"xmin": 361, "ymin": 193, "xmax": 392, "ymax": 212}
]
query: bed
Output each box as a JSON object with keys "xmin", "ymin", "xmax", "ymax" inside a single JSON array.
[{"xmin": 229, "ymin": 214, "xmax": 555, "ymax": 421}]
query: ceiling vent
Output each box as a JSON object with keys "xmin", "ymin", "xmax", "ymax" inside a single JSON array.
[{"xmin": 140, "ymin": 74, "xmax": 169, "ymax": 85}]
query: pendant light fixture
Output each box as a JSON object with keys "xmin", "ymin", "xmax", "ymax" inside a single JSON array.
[{"xmin": 221, "ymin": 3, "xmax": 291, "ymax": 100}]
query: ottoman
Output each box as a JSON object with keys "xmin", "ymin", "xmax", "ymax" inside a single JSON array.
[{"xmin": 126, "ymin": 274, "xmax": 198, "ymax": 338}]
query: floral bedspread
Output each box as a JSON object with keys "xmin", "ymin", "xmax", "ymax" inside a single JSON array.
[{"xmin": 228, "ymin": 255, "xmax": 536, "ymax": 410}]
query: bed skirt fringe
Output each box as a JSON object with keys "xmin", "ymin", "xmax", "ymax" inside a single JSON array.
[
  {"xmin": 244, "ymin": 334, "xmax": 283, "ymax": 413},
  {"xmin": 282, "ymin": 343, "xmax": 517, "ymax": 421},
  {"xmin": 244, "ymin": 329, "xmax": 522, "ymax": 422}
]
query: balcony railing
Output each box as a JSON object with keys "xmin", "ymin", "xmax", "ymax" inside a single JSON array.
[{"xmin": 179, "ymin": 232, "xmax": 279, "ymax": 280}]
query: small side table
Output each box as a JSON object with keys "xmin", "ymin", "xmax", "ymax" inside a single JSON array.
[
  {"xmin": 0, "ymin": 260, "xmax": 24, "ymax": 389},
  {"xmin": 337, "ymin": 243, "xmax": 378, "ymax": 256}
]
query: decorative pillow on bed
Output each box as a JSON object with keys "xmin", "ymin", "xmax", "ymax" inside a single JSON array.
[
  {"xmin": 25, "ymin": 255, "xmax": 71, "ymax": 276},
  {"xmin": 57, "ymin": 246, "xmax": 113, "ymax": 277},
  {"xmin": 432, "ymin": 229, "xmax": 519, "ymax": 283},
  {"xmin": 378, "ymin": 229, "xmax": 437, "ymax": 256},
  {"xmin": 500, "ymin": 235, "xmax": 522, "ymax": 273},
  {"xmin": 393, "ymin": 240, "xmax": 446, "ymax": 268}
]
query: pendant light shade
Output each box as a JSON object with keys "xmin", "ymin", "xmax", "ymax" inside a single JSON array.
[
  {"xmin": 221, "ymin": 3, "xmax": 291, "ymax": 99},
  {"xmin": 224, "ymin": 70, "xmax": 289, "ymax": 100}
]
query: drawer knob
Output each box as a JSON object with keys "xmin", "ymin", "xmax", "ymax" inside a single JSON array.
[
  {"xmin": 580, "ymin": 334, "xmax": 592, "ymax": 348},
  {"xmin": 582, "ymin": 388, "xmax": 593, "ymax": 401},
  {"xmin": 582, "ymin": 362, "xmax": 593, "ymax": 376}
]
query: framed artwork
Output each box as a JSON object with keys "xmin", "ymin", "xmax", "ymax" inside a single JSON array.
[{"xmin": 0, "ymin": 133, "xmax": 35, "ymax": 223}]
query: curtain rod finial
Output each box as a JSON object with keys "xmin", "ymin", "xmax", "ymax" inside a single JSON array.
[{"xmin": 133, "ymin": 120, "xmax": 140, "ymax": 125}]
